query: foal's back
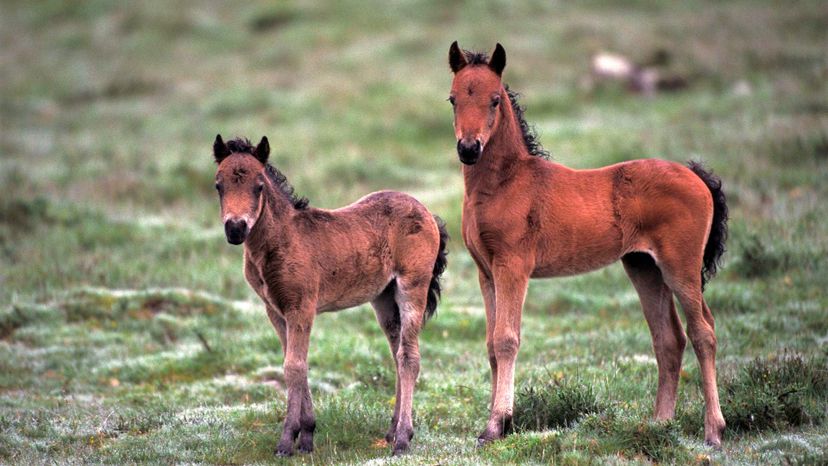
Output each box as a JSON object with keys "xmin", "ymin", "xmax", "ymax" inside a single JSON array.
[
  {"xmin": 506, "ymin": 158, "xmax": 713, "ymax": 278},
  {"xmin": 296, "ymin": 190, "xmax": 440, "ymax": 312}
]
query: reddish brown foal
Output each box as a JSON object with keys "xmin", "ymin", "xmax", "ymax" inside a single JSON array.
[
  {"xmin": 447, "ymin": 43, "xmax": 728, "ymax": 448},
  {"xmin": 213, "ymin": 135, "xmax": 448, "ymax": 456}
]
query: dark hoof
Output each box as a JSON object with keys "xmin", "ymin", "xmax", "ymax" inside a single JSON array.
[
  {"xmin": 392, "ymin": 443, "xmax": 409, "ymax": 456},
  {"xmin": 385, "ymin": 416, "xmax": 398, "ymax": 443},
  {"xmin": 704, "ymin": 419, "xmax": 725, "ymax": 450},
  {"xmin": 297, "ymin": 440, "xmax": 314, "ymax": 454},
  {"xmin": 275, "ymin": 436, "xmax": 295, "ymax": 457},
  {"xmin": 704, "ymin": 439, "xmax": 722, "ymax": 450},
  {"xmin": 476, "ymin": 427, "xmax": 501, "ymax": 447},
  {"xmin": 478, "ymin": 414, "xmax": 511, "ymax": 447},
  {"xmin": 298, "ymin": 431, "xmax": 314, "ymax": 454},
  {"xmin": 477, "ymin": 431, "xmax": 502, "ymax": 448},
  {"xmin": 390, "ymin": 426, "xmax": 413, "ymax": 455}
]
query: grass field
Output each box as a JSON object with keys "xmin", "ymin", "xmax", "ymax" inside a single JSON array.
[{"xmin": 2, "ymin": 0, "xmax": 827, "ymax": 464}]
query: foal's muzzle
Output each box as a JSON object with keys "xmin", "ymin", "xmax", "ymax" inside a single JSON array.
[
  {"xmin": 457, "ymin": 138, "xmax": 482, "ymax": 165},
  {"xmin": 224, "ymin": 219, "xmax": 248, "ymax": 245}
]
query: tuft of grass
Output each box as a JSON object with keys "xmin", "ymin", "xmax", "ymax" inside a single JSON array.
[
  {"xmin": 312, "ymin": 396, "xmax": 388, "ymax": 451},
  {"xmin": 610, "ymin": 418, "xmax": 687, "ymax": 464},
  {"xmin": 586, "ymin": 410, "xmax": 690, "ymax": 464},
  {"xmin": 107, "ymin": 405, "xmax": 177, "ymax": 437},
  {"xmin": 735, "ymin": 233, "xmax": 791, "ymax": 278},
  {"xmin": 768, "ymin": 130, "xmax": 828, "ymax": 163},
  {"xmin": 679, "ymin": 352, "xmax": 828, "ymax": 436},
  {"xmin": 481, "ymin": 431, "xmax": 562, "ymax": 464},
  {"xmin": 59, "ymin": 288, "xmax": 241, "ymax": 324},
  {"xmin": 722, "ymin": 353, "xmax": 827, "ymax": 433},
  {"xmin": 513, "ymin": 374, "xmax": 604, "ymax": 431},
  {"xmin": 730, "ymin": 229, "xmax": 827, "ymax": 281},
  {"xmin": 782, "ymin": 446, "xmax": 828, "ymax": 466},
  {"xmin": 245, "ymin": 4, "xmax": 300, "ymax": 33},
  {"xmin": 0, "ymin": 197, "xmax": 79, "ymax": 235}
]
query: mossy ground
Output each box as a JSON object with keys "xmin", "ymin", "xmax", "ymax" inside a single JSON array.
[{"xmin": 1, "ymin": 0, "xmax": 827, "ymax": 464}]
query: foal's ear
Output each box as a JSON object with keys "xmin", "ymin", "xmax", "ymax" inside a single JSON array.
[
  {"xmin": 449, "ymin": 41, "xmax": 467, "ymax": 73},
  {"xmin": 489, "ymin": 43, "xmax": 506, "ymax": 76},
  {"xmin": 253, "ymin": 136, "xmax": 270, "ymax": 164},
  {"xmin": 214, "ymin": 134, "xmax": 231, "ymax": 164}
]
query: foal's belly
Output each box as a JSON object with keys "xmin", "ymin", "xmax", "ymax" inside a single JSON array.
[
  {"xmin": 530, "ymin": 208, "xmax": 625, "ymax": 278},
  {"xmin": 531, "ymin": 236, "xmax": 623, "ymax": 278},
  {"xmin": 531, "ymin": 253, "xmax": 619, "ymax": 278},
  {"xmin": 316, "ymin": 271, "xmax": 394, "ymax": 313}
]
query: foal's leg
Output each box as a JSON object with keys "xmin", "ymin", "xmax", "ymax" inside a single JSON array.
[
  {"xmin": 371, "ymin": 283, "xmax": 402, "ymax": 443},
  {"xmin": 661, "ymin": 260, "xmax": 725, "ymax": 448},
  {"xmin": 264, "ymin": 305, "xmax": 287, "ymax": 354},
  {"xmin": 276, "ymin": 312, "xmax": 315, "ymax": 457},
  {"xmin": 622, "ymin": 254, "xmax": 686, "ymax": 420},
  {"xmin": 478, "ymin": 271, "xmax": 498, "ymax": 410},
  {"xmin": 693, "ymin": 296, "xmax": 726, "ymax": 447},
  {"xmin": 266, "ymin": 305, "xmax": 314, "ymax": 452},
  {"xmin": 478, "ymin": 261, "xmax": 530, "ymax": 445},
  {"xmin": 296, "ymin": 370, "xmax": 316, "ymax": 453},
  {"xmin": 390, "ymin": 275, "xmax": 427, "ymax": 455}
]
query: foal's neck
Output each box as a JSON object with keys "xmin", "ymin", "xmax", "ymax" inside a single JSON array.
[
  {"xmin": 245, "ymin": 184, "xmax": 295, "ymax": 254},
  {"xmin": 463, "ymin": 87, "xmax": 530, "ymax": 191}
]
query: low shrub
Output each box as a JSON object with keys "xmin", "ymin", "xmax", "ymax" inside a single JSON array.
[
  {"xmin": 723, "ymin": 352, "xmax": 827, "ymax": 432},
  {"xmin": 481, "ymin": 431, "xmax": 562, "ymax": 463},
  {"xmin": 611, "ymin": 418, "xmax": 685, "ymax": 463},
  {"xmin": 513, "ymin": 375, "xmax": 604, "ymax": 431},
  {"xmin": 678, "ymin": 352, "xmax": 827, "ymax": 436},
  {"xmin": 583, "ymin": 410, "xmax": 690, "ymax": 463},
  {"xmin": 736, "ymin": 234, "xmax": 789, "ymax": 278}
]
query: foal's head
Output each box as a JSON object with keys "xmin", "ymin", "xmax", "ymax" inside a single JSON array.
[
  {"xmin": 213, "ymin": 135, "xmax": 269, "ymax": 245},
  {"xmin": 447, "ymin": 41, "xmax": 507, "ymax": 165}
]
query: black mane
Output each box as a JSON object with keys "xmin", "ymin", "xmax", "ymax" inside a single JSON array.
[
  {"xmin": 504, "ymin": 86, "xmax": 550, "ymax": 159},
  {"xmin": 226, "ymin": 137, "xmax": 309, "ymax": 210},
  {"xmin": 463, "ymin": 50, "xmax": 491, "ymax": 66},
  {"xmin": 462, "ymin": 50, "xmax": 551, "ymax": 160},
  {"xmin": 225, "ymin": 137, "xmax": 255, "ymax": 154},
  {"xmin": 264, "ymin": 164, "xmax": 309, "ymax": 210}
]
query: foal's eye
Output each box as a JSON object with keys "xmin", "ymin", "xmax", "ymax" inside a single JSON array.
[
  {"xmin": 447, "ymin": 96, "xmax": 456, "ymax": 106},
  {"xmin": 254, "ymin": 183, "xmax": 264, "ymax": 195},
  {"xmin": 215, "ymin": 183, "xmax": 222, "ymax": 192},
  {"xmin": 491, "ymin": 95, "xmax": 501, "ymax": 108}
]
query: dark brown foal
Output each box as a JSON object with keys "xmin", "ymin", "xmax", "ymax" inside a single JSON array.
[{"xmin": 212, "ymin": 135, "xmax": 448, "ymax": 456}]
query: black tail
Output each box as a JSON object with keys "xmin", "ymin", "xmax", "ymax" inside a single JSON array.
[
  {"xmin": 425, "ymin": 216, "xmax": 449, "ymax": 322},
  {"xmin": 687, "ymin": 161, "xmax": 729, "ymax": 291}
]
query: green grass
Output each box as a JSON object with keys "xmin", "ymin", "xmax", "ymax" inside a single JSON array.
[
  {"xmin": 513, "ymin": 374, "xmax": 605, "ymax": 432},
  {"xmin": 2, "ymin": 0, "xmax": 827, "ymax": 463}
]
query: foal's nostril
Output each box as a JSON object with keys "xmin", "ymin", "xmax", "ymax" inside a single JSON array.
[
  {"xmin": 457, "ymin": 138, "xmax": 483, "ymax": 165},
  {"xmin": 224, "ymin": 219, "xmax": 248, "ymax": 245}
]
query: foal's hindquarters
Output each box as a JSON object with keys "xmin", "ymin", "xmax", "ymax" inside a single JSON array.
[{"xmin": 243, "ymin": 191, "xmax": 447, "ymax": 456}]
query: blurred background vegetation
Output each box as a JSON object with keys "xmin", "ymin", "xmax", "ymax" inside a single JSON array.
[{"xmin": 1, "ymin": 0, "xmax": 826, "ymax": 464}]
